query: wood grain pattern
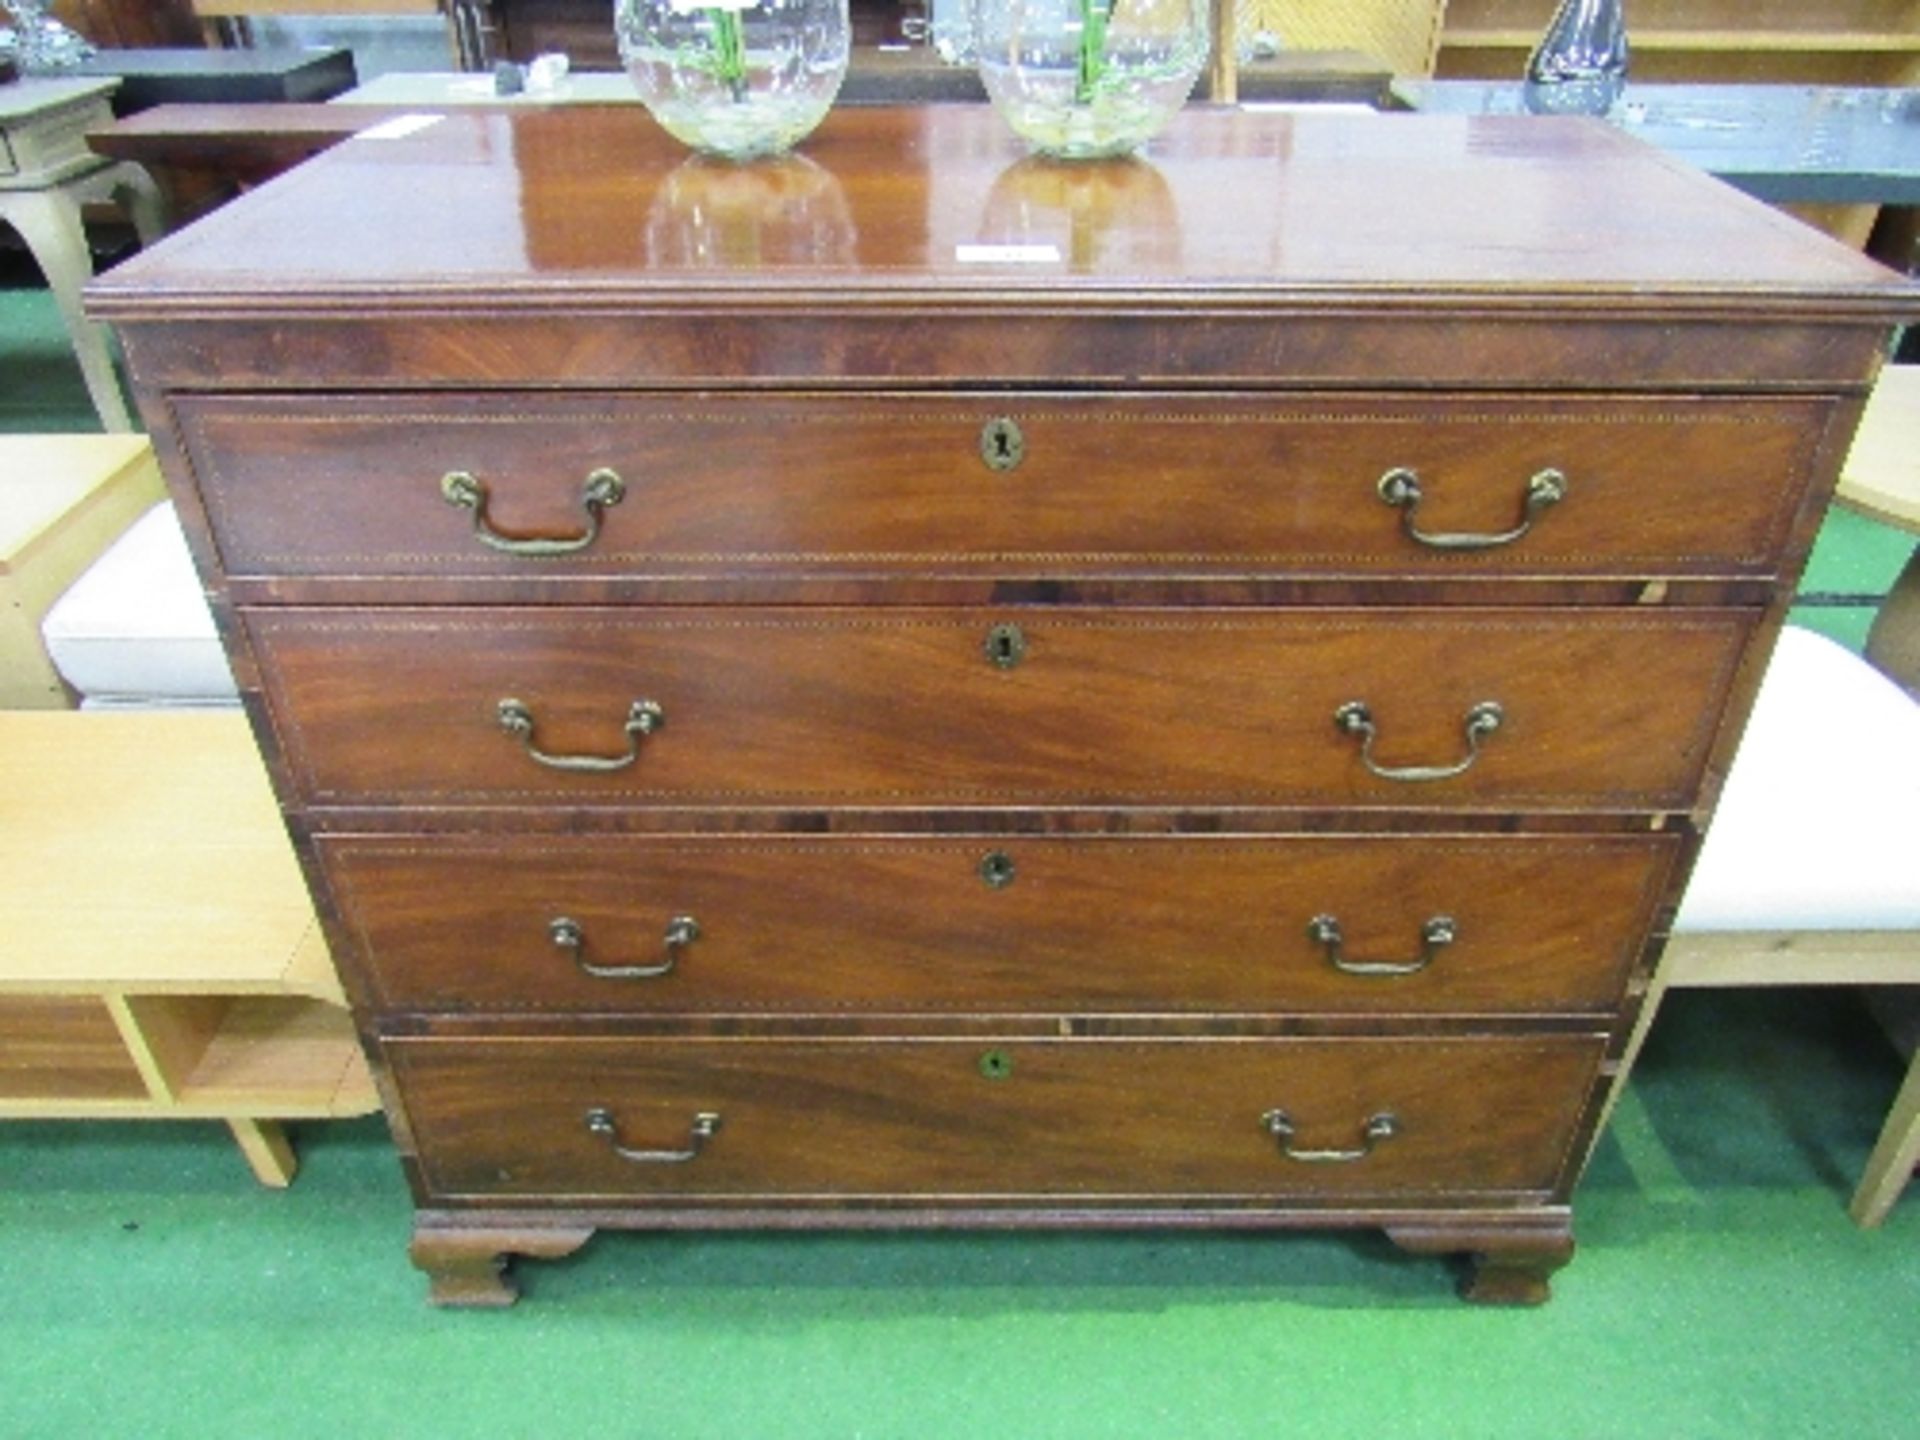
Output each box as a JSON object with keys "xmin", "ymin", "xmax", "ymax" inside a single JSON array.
[
  {"xmin": 248, "ymin": 606, "xmax": 1752, "ymax": 811},
  {"xmin": 91, "ymin": 106, "xmax": 1918, "ymax": 1301},
  {"xmin": 322, "ymin": 833, "xmax": 1676, "ymax": 1016},
  {"xmin": 89, "ymin": 108, "xmax": 1906, "ymax": 304},
  {"xmin": 174, "ymin": 392, "xmax": 1830, "ymax": 582},
  {"xmin": 390, "ymin": 1034, "xmax": 1603, "ymax": 1201}
]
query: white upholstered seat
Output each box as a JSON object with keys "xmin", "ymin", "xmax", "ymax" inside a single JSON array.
[{"xmin": 41, "ymin": 501, "xmax": 239, "ymax": 708}]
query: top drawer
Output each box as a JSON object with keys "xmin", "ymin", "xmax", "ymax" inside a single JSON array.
[{"xmin": 173, "ymin": 393, "xmax": 1830, "ymax": 584}]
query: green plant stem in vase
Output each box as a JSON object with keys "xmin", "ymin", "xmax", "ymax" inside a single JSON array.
[
  {"xmin": 708, "ymin": 6, "xmax": 748, "ymax": 102},
  {"xmin": 1074, "ymin": 0, "xmax": 1112, "ymax": 105}
]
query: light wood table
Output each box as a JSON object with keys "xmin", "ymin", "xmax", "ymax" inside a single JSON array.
[
  {"xmin": 0, "ymin": 710, "xmax": 377, "ymax": 1186},
  {"xmin": 0, "ymin": 435, "xmax": 165, "ymax": 708},
  {"xmin": 1836, "ymin": 364, "xmax": 1920, "ymax": 695},
  {"xmin": 0, "ymin": 78, "xmax": 166, "ymax": 433}
]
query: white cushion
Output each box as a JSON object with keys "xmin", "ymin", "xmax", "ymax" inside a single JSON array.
[
  {"xmin": 1675, "ymin": 626, "xmax": 1920, "ymax": 932},
  {"xmin": 40, "ymin": 501, "xmax": 239, "ymax": 704}
]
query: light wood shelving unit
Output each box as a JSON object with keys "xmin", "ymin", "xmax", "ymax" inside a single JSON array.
[
  {"xmin": 0, "ymin": 710, "xmax": 377, "ymax": 1185},
  {"xmin": 1438, "ymin": 0, "xmax": 1920, "ymax": 85}
]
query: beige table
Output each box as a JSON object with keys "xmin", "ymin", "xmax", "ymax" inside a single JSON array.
[
  {"xmin": 1837, "ymin": 365, "xmax": 1920, "ymax": 695},
  {"xmin": 0, "ymin": 710, "xmax": 377, "ymax": 1186},
  {"xmin": 0, "ymin": 435, "xmax": 165, "ymax": 708},
  {"xmin": 0, "ymin": 77, "xmax": 166, "ymax": 433}
]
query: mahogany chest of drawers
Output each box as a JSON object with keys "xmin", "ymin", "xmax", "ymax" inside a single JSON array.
[{"xmin": 91, "ymin": 106, "xmax": 1914, "ymax": 1305}]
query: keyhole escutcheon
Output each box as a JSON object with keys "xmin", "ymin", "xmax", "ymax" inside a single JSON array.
[
  {"xmin": 985, "ymin": 623, "xmax": 1027, "ymax": 669},
  {"xmin": 980, "ymin": 417, "xmax": 1025, "ymax": 472}
]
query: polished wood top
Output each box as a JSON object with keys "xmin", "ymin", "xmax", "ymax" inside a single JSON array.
[{"xmin": 91, "ymin": 105, "xmax": 1913, "ymax": 319}]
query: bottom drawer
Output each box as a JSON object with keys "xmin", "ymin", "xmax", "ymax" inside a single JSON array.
[{"xmin": 389, "ymin": 1035, "xmax": 1602, "ymax": 1203}]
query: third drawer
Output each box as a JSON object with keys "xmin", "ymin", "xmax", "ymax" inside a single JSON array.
[{"xmin": 321, "ymin": 833, "xmax": 1678, "ymax": 1015}]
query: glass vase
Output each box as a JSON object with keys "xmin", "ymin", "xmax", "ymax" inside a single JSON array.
[
  {"xmin": 1523, "ymin": 0, "xmax": 1628, "ymax": 117},
  {"xmin": 973, "ymin": 0, "xmax": 1208, "ymax": 160},
  {"xmin": 615, "ymin": 0, "xmax": 850, "ymax": 161}
]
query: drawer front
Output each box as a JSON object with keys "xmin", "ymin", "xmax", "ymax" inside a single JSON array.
[
  {"xmin": 390, "ymin": 1035, "xmax": 1602, "ymax": 1201},
  {"xmin": 177, "ymin": 393, "xmax": 1826, "ymax": 580},
  {"xmin": 324, "ymin": 834, "xmax": 1676, "ymax": 1015},
  {"xmin": 252, "ymin": 607, "xmax": 1750, "ymax": 810}
]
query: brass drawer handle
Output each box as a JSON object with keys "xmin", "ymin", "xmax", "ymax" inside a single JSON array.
[
  {"xmin": 551, "ymin": 915, "xmax": 700, "ymax": 979},
  {"xmin": 1262, "ymin": 1109, "xmax": 1399, "ymax": 1163},
  {"xmin": 1309, "ymin": 914, "xmax": 1455, "ymax": 977},
  {"xmin": 496, "ymin": 697, "xmax": 663, "ymax": 772},
  {"xmin": 584, "ymin": 1107, "xmax": 721, "ymax": 1164},
  {"xmin": 440, "ymin": 466, "xmax": 625, "ymax": 556},
  {"xmin": 1377, "ymin": 467, "xmax": 1566, "ymax": 551},
  {"xmin": 1334, "ymin": 700, "xmax": 1503, "ymax": 783}
]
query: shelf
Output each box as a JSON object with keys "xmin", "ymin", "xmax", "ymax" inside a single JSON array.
[
  {"xmin": 0, "ymin": 709, "xmax": 377, "ymax": 1183},
  {"xmin": 0, "ymin": 997, "xmax": 147, "ymax": 1103},
  {"xmin": 1444, "ymin": 28, "xmax": 1920, "ymax": 52}
]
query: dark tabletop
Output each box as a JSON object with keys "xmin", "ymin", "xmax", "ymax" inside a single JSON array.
[{"xmin": 70, "ymin": 46, "xmax": 358, "ymax": 113}]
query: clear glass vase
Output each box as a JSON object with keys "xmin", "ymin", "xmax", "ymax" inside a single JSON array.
[
  {"xmin": 973, "ymin": 0, "xmax": 1208, "ymax": 160},
  {"xmin": 615, "ymin": 0, "xmax": 850, "ymax": 161},
  {"xmin": 1523, "ymin": 0, "xmax": 1628, "ymax": 117}
]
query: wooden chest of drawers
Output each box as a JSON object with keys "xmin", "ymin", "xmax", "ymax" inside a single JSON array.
[{"xmin": 91, "ymin": 106, "xmax": 1915, "ymax": 1306}]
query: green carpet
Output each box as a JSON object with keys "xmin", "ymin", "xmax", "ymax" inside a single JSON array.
[
  {"xmin": 3, "ymin": 273, "xmax": 1917, "ymax": 1437},
  {"xmin": 2, "ymin": 991, "xmax": 1914, "ymax": 1438},
  {"xmin": 0, "ymin": 281, "xmax": 107, "ymax": 435}
]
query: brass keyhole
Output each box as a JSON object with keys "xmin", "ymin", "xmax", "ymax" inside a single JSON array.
[
  {"xmin": 980, "ymin": 417, "xmax": 1025, "ymax": 472},
  {"xmin": 985, "ymin": 623, "xmax": 1027, "ymax": 669},
  {"xmin": 979, "ymin": 850, "xmax": 1017, "ymax": 888},
  {"xmin": 978, "ymin": 1049, "xmax": 1014, "ymax": 1080}
]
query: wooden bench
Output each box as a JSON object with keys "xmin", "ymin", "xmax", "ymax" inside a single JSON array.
[{"xmin": 0, "ymin": 710, "xmax": 377, "ymax": 1186}]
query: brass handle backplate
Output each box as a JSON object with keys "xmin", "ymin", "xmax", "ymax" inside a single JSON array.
[
  {"xmin": 584, "ymin": 1107, "xmax": 720, "ymax": 1164},
  {"xmin": 1377, "ymin": 467, "xmax": 1566, "ymax": 552},
  {"xmin": 1262, "ymin": 1109, "xmax": 1399, "ymax": 1163},
  {"xmin": 1334, "ymin": 700, "xmax": 1503, "ymax": 783},
  {"xmin": 496, "ymin": 697, "xmax": 663, "ymax": 772},
  {"xmin": 440, "ymin": 466, "xmax": 625, "ymax": 556},
  {"xmin": 551, "ymin": 915, "xmax": 700, "ymax": 979},
  {"xmin": 1309, "ymin": 915, "xmax": 1455, "ymax": 977}
]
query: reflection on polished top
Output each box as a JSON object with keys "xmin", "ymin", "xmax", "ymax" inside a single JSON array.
[{"xmin": 92, "ymin": 104, "xmax": 1907, "ymax": 310}]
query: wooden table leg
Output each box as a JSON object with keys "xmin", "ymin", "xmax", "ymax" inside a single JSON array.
[
  {"xmin": 227, "ymin": 1117, "xmax": 298, "ymax": 1187},
  {"xmin": 1865, "ymin": 547, "xmax": 1920, "ymax": 698},
  {"xmin": 0, "ymin": 185, "xmax": 134, "ymax": 432},
  {"xmin": 1850, "ymin": 1045, "xmax": 1920, "ymax": 1227}
]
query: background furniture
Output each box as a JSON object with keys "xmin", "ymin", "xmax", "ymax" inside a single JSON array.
[
  {"xmin": 69, "ymin": 44, "xmax": 358, "ymax": 110},
  {"xmin": 0, "ymin": 708, "xmax": 378, "ymax": 1186},
  {"xmin": 0, "ymin": 77, "xmax": 164, "ymax": 432},
  {"xmin": 1438, "ymin": 0, "xmax": 1920, "ymax": 87},
  {"xmin": 1605, "ymin": 626, "xmax": 1920, "ymax": 1225},
  {"xmin": 191, "ymin": 0, "xmax": 491, "ymax": 71},
  {"xmin": 93, "ymin": 106, "xmax": 1914, "ymax": 1305},
  {"xmin": 1236, "ymin": 0, "xmax": 1446, "ymax": 76},
  {"xmin": 41, "ymin": 499, "xmax": 240, "ymax": 708},
  {"xmin": 1835, "ymin": 364, "xmax": 1920, "ymax": 694},
  {"xmin": 1396, "ymin": 82, "xmax": 1920, "ymax": 249},
  {"xmin": 0, "ymin": 435, "xmax": 164, "ymax": 707}
]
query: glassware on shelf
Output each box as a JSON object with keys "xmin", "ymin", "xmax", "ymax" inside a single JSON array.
[
  {"xmin": 1523, "ymin": 0, "xmax": 1628, "ymax": 117},
  {"xmin": 615, "ymin": 0, "xmax": 850, "ymax": 161},
  {"xmin": 973, "ymin": 0, "xmax": 1209, "ymax": 160},
  {"xmin": 1, "ymin": 0, "xmax": 98, "ymax": 73}
]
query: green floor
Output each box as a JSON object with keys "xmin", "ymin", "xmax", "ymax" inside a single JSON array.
[{"xmin": 3, "ymin": 280, "xmax": 1917, "ymax": 1438}]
